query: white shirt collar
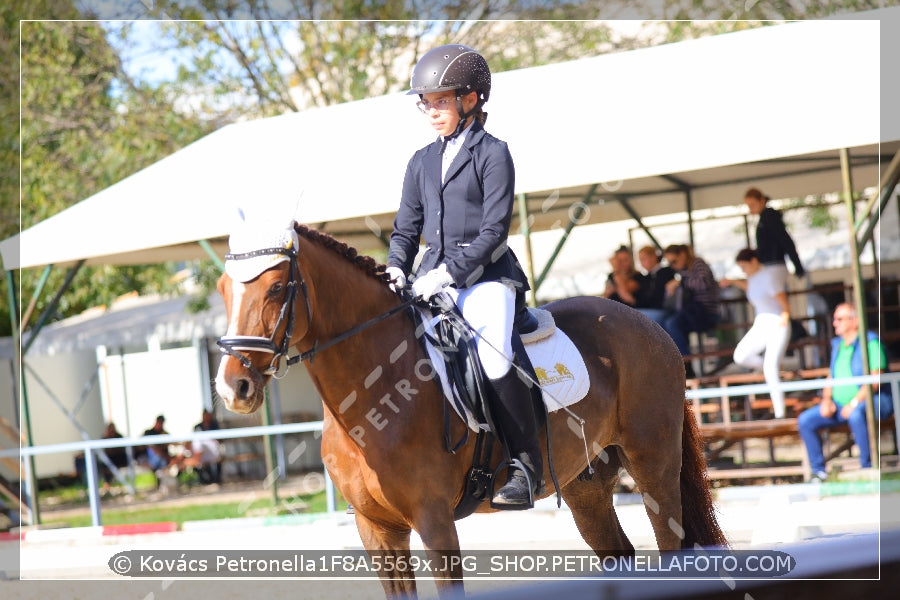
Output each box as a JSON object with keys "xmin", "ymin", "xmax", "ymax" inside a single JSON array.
[{"xmin": 441, "ymin": 121, "xmax": 474, "ymax": 182}]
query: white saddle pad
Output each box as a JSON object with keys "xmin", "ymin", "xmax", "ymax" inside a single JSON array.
[{"xmin": 419, "ymin": 308, "xmax": 590, "ymax": 432}]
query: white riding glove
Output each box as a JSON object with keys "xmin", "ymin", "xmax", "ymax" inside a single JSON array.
[
  {"xmin": 385, "ymin": 266, "xmax": 407, "ymax": 292},
  {"xmin": 411, "ymin": 264, "xmax": 455, "ymax": 301}
]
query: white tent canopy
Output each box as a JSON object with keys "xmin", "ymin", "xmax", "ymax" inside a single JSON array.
[{"xmin": 3, "ymin": 10, "xmax": 898, "ymax": 270}]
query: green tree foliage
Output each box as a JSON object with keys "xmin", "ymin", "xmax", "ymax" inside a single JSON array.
[
  {"xmin": 6, "ymin": 8, "xmax": 214, "ymax": 338},
  {"xmin": 133, "ymin": 1, "xmax": 624, "ymax": 117}
]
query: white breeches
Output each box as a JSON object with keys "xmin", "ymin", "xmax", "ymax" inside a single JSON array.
[
  {"xmin": 733, "ymin": 313, "xmax": 791, "ymax": 418},
  {"xmin": 444, "ymin": 281, "xmax": 516, "ymax": 380}
]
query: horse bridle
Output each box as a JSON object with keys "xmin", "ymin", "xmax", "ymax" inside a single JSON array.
[
  {"xmin": 217, "ymin": 245, "xmax": 415, "ymax": 380},
  {"xmin": 216, "ymin": 246, "xmax": 311, "ymax": 379}
]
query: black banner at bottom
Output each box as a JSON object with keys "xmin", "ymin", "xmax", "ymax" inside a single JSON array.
[{"xmin": 109, "ymin": 549, "xmax": 795, "ymax": 579}]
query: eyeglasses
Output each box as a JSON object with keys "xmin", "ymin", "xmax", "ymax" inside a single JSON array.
[
  {"xmin": 416, "ymin": 97, "xmax": 456, "ymax": 114},
  {"xmin": 833, "ymin": 315, "xmax": 855, "ymax": 321}
]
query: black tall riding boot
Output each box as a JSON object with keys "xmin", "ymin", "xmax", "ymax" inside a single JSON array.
[{"xmin": 489, "ymin": 367, "xmax": 544, "ymax": 507}]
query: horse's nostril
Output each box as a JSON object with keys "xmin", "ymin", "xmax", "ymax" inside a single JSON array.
[{"xmin": 237, "ymin": 378, "xmax": 252, "ymax": 399}]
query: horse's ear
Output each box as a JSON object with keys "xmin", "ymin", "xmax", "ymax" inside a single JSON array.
[{"xmin": 287, "ymin": 192, "xmax": 303, "ymax": 230}]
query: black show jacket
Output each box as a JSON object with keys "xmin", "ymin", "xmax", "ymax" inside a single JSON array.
[{"xmin": 387, "ymin": 120, "xmax": 529, "ymax": 292}]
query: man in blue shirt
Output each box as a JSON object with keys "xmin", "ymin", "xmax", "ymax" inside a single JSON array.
[{"xmin": 798, "ymin": 303, "xmax": 893, "ymax": 481}]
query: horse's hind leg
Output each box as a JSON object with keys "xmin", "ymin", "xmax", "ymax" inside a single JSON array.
[
  {"xmin": 617, "ymin": 442, "xmax": 685, "ymax": 551},
  {"xmin": 355, "ymin": 512, "xmax": 417, "ymax": 599},
  {"xmin": 561, "ymin": 448, "xmax": 634, "ymax": 556}
]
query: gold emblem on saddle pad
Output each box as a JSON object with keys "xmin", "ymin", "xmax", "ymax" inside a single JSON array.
[{"xmin": 534, "ymin": 363, "xmax": 575, "ymax": 386}]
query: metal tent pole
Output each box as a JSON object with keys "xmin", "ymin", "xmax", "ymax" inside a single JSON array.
[
  {"xmin": 21, "ymin": 260, "xmax": 85, "ymax": 356},
  {"xmin": 534, "ymin": 184, "xmax": 599, "ymax": 292},
  {"xmin": 198, "ymin": 239, "xmax": 225, "ymax": 271},
  {"xmin": 7, "ymin": 269, "xmax": 38, "ymax": 524},
  {"xmin": 517, "ymin": 193, "xmax": 537, "ymax": 307},
  {"xmin": 19, "ymin": 260, "xmax": 86, "ymax": 524},
  {"xmin": 840, "ymin": 148, "xmax": 877, "ymax": 463},
  {"xmin": 19, "ymin": 264, "xmax": 52, "ymax": 337}
]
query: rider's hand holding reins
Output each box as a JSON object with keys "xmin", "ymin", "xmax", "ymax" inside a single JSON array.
[
  {"xmin": 412, "ymin": 264, "xmax": 454, "ymax": 300},
  {"xmin": 386, "ymin": 266, "xmax": 407, "ymax": 292}
]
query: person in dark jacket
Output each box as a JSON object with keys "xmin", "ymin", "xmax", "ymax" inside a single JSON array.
[
  {"xmin": 635, "ymin": 245, "xmax": 677, "ymax": 325},
  {"xmin": 744, "ymin": 187, "xmax": 806, "ymax": 290},
  {"xmin": 386, "ymin": 44, "xmax": 543, "ymax": 507}
]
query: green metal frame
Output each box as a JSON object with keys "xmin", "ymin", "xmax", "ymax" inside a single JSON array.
[{"xmin": 531, "ymin": 184, "xmax": 600, "ymax": 296}]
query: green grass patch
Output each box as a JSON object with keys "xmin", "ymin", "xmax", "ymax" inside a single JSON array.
[
  {"xmin": 39, "ymin": 471, "xmax": 166, "ymax": 508},
  {"xmin": 41, "ymin": 489, "xmax": 348, "ymax": 529}
]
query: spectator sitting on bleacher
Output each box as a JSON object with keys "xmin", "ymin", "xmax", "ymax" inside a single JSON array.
[
  {"xmin": 140, "ymin": 415, "xmax": 171, "ymax": 474},
  {"xmin": 601, "ymin": 245, "xmax": 642, "ymax": 307},
  {"xmin": 635, "ymin": 245, "xmax": 677, "ymax": 326},
  {"xmin": 720, "ymin": 248, "xmax": 791, "ymax": 418},
  {"xmin": 192, "ymin": 410, "xmax": 222, "ymax": 484},
  {"xmin": 798, "ymin": 302, "xmax": 893, "ymax": 482},
  {"xmin": 74, "ymin": 421, "xmax": 128, "ymax": 492},
  {"xmin": 661, "ymin": 244, "xmax": 721, "ymax": 378}
]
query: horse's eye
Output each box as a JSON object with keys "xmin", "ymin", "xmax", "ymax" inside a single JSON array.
[{"xmin": 269, "ymin": 282, "xmax": 284, "ymax": 296}]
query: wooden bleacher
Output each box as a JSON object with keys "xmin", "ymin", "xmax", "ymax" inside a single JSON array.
[{"xmin": 689, "ymin": 361, "xmax": 899, "ymax": 481}]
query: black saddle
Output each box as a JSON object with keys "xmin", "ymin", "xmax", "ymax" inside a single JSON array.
[{"xmin": 412, "ymin": 291, "xmax": 555, "ymax": 518}]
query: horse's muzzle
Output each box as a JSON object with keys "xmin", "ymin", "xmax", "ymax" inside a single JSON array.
[{"xmin": 215, "ymin": 355, "xmax": 265, "ymax": 414}]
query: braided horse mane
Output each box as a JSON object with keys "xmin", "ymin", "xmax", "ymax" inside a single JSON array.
[{"xmin": 293, "ymin": 223, "xmax": 391, "ymax": 285}]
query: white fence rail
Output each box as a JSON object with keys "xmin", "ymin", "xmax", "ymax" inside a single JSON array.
[
  {"xmin": 0, "ymin": 421, "xmax": 333, "ymax": 527},
  {"xmin": 2, "ymin": 373, "xmax": 898, "ymax": 528}
]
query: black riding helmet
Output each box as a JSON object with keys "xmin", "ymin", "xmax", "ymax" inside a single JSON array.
[{"xmin": 408, "ymin": 44, "xmax": 491, "ymax": 139}]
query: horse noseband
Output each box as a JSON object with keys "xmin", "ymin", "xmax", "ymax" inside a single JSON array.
[{"xmin": 217, "ymin": 247, "xmax": 311, "ymax": 380}]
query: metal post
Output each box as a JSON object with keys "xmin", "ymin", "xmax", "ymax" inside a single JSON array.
[
  {"xmin": 8, "ymin": 270, "xmax": 40, "ymax": 525},
  {"xmin": 262, "ymin": 385, "xmax": 279, "ymax": 507},
  {"xmin": 892, "ymin": 378, "xmax": 900, "ymax": 449},
  {"xmin": 516, "ymin": 193, "xmax": 537, "ymax": 307},
  {"xmin": 5, "ymin": 270, "xmax": 16, "ymax": 336},
  {"xmin": 841, "ymin": 148, "xmax": 877, "ymax": 461},
  {"xmin": 686, "ymin": 189, "xmax": 695, "ymax": 250},
  {"xmin": 195, "ymin": 336, "xmax": 214, "ymax": 412},
  {"xmin": 118, "ymin": 348, "xmax": 136, "ymax": 486},
  {"xmin": 268, "ymin": 380, "xmax": 287, "ymax": 479},
  {"xmin": 324, "ymin": 465, "xmax": 336, "ymax": 513},
  {"xmin": 84, "ymin": 448, "xmax": 102, "ymax": 526}
]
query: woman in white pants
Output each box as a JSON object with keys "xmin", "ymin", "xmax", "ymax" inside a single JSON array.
[{"xmin": 721, "ymin": 248, "xmax": 792, "ymax": 418}]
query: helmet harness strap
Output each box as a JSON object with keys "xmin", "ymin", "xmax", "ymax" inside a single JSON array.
[{"xmin": 440, "ymin": 90, "xmax": 485, "ymax": 153}]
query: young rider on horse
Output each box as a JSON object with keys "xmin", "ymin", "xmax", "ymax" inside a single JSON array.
[{"xmin": 386, "ymin": 44, "xmax": 544, "ymax": 507}]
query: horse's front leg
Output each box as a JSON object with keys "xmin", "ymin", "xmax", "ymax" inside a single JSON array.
[
  {"xmin": 355, "ymin": 511, "xmax": 417, "ymax": 599},
  {"xmin": 414, "ymin": 512, "xmax": 464, "ymax": 599}
]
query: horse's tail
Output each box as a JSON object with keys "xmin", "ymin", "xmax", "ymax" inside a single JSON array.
[{"xmin": 679, "ymin": 400, "xmax": 729, "ymax": 548}]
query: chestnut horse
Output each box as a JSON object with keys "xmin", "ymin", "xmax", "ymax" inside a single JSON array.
[{"xmin": 214, "ymin": 223, "xmax": 726, "ymax": 598}]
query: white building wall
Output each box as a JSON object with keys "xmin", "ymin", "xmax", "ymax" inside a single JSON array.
[{"xmin": 24, "ymin": 351, "xmax": 104, "ymax": 478}]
